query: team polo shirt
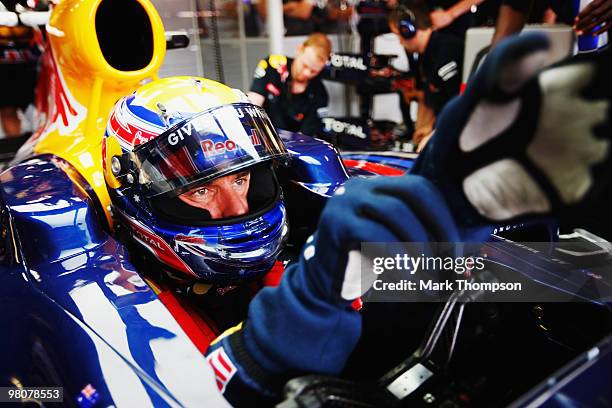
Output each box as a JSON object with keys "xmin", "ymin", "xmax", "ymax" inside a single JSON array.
[
  {"xmin": 250, "ymin": 55, "xmax": 329, "ymax": 137},
  {"xmin": 420, "ymin": 31, "xmax": 465, "ymax": 115}
]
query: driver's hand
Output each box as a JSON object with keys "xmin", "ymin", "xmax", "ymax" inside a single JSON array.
[
  {"xmin": 205, "ymin": 175, "xmax": 460, "ymax": 406},
  {"xmin": 413, "ymin": 33, "xmax": 611, "ymax": 231}
]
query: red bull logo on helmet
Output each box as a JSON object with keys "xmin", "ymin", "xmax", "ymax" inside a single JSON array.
[
  {"xmin": 109, "ymin": 103, "xmax": 159, "ymax": 148},
  {"xmin": 201, "ymin": 131, "xmax": 262, "ymax": 157}
]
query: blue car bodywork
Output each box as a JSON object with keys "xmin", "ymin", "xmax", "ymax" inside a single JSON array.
[
  {"xmin": 0, "ymin": 131, "xmax": 412, "ymax": 406},
  {"xmin": 1, "ymin": 129, "xmax": 611, "ymax": 407}
]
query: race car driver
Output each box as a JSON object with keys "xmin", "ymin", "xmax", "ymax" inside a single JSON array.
[
  {"xmin": 103, "ymin": 76, "xmax": 294, "ymax": 334},
  {"xmin": 247, "ymin": 32, "xmax": 331, "ymax": 138}
]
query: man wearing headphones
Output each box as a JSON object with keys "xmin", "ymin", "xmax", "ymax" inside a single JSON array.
[{"xmin": 389, "ymin": 1, "xmax": 464, "ymax": 151}]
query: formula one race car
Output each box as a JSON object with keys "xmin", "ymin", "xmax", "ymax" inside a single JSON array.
[{"xmin": 0, "ymin": 1, "xmax": 611, "ymax": 408}]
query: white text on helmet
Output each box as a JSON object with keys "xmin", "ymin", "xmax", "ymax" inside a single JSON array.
[
  {"xmin": 167, "ymin": 121, "xmax": 195, "ymax": 146},
  {"xmin": 236, "ymin": 106, "xmax": 267, "ymax": 119},
  {"xmin": 133, "ymin": 228, "xmax": 164, "ymax": 250}
]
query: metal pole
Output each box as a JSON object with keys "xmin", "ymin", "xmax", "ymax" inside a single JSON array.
[
  {"xmin": 236, "ymin": 0, "xmax": 250, "ymax": 90},
  {"xmin": 189, "ymin": 0, "xmax": 204, "ymax": 77},
  {"xmin": 267, "ymin": 0, "xmax": 284, "ymax": 55},
  {"xmin": 208, "ymin": 0, "xmax": 225, "ymax": 83}
]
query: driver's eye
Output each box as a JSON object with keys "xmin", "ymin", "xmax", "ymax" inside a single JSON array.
[
  {"xmin": 193, "ymin": 188, "xmax": 210, "ymax": 199},
  {"xmin": 235, "ymin": 178, "xmax": 246, "ymax": 186}
]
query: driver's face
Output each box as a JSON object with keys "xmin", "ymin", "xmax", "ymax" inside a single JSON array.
[{"xmin": 178, "ymin": 171, "xmax": 251, "ymax": 219}]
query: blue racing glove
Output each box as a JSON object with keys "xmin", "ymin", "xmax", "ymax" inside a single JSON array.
[
  {"xmin": 206, "ymin": 175, "xmax": 460, "ymax": 406},
  {"xmin": 206, "ymin": 35, "xmax": 612, "ymax": 406},
  {"xmin": 414, "ymin": 34, "xmax": 612, "ymax": 234}
]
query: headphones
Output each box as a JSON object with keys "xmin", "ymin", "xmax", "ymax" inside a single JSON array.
[{"xmin": 397, "ymin": 6, "xmax": 417, "ymax": 39}]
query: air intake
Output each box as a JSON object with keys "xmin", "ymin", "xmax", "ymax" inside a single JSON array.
[{"xmin": 96, "ymin": 0, "xmax": 153, "ymax": 71}]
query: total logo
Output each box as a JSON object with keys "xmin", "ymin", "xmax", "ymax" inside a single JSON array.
[
  {"xmin": 133, "ymin": 228, "xmax": 165, "ymax": 250},
  {"xmin": 323, "ymin": 118, "xmax": 367, "ymax": 139},
  {"xmin": 330, "ymin": 54, "xmax": 368, "ymax": 71},
  {"xmin": 202, "ymin": 132, "xmax": 262, "ymax": 157}
]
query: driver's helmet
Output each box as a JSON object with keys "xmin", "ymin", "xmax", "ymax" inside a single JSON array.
[{"xmin": 103, "ymin": 76, "xmax": 290, "ymax": 284}]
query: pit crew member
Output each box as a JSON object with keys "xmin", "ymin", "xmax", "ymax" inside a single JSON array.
[
  {"xmin": 247, "ymin": 32, "xmax": 331, "ymax": 138},
  {"xmin": 388, "ymin": 1, "xmax": 465, "ymax": 151}
]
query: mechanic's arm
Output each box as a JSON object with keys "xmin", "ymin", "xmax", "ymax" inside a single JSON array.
[
  {"xmin": 435, "ymin": 62, "xmax": 462, "ymax": 113},
  {"xmin": 575, "ymin": 0, "xmax": 612, "ymax": 35},
  {"xmin": 415, "ymin": 55, "xmax": 462, "ymax": 150},
  {"xmin": 326, "ymin": 2, "xmax": 353, "ymax": 22},
  {"xmin": 248, "ymin": 58, "xmax": 271, "ymax": 107},
  {"xmin": 491, "ymin": 3, "xmax": 530, "ymax": 47},
  {"xmin": 413, "ymin": 100, "xmax": 435, "ymax": 147},
  {"xmin": 417, "ymin": 55, "xmax": 461, "ymax": 146},
  {"xmin": 254, "ymin": 0, "xmax": 267, "ymax": 19},
  {"xmin": 430, "ymin": 0, "xmax": 486, "ymax": 30}
]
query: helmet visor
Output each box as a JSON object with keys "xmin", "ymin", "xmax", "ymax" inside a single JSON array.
[{"xmin": 130, "ymin": 103, "xmax": 289, "ymax": 197}]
